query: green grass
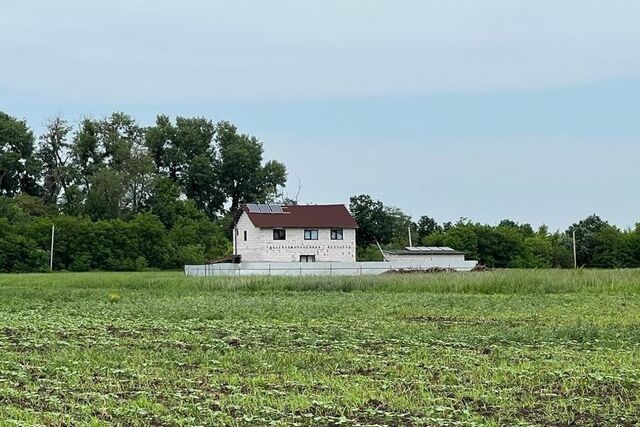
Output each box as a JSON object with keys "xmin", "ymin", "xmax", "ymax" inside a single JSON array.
[{"xmin": 1, "ymin": 270, "xmax": 640, "ymax": 426}]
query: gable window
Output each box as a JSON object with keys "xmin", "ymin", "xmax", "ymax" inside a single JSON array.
[
  {"xmin": 304, "ymin": 229, "xmax": 318, "ymax": 240},
  {"xmin": 331, "ymin": 229, "xmax": 343, "ymax": 240},
  {"xmin": 243, "ymin": 230, "xmax": 247, "ymax": 241},
  {"xmin": 273, "ymin": 229, "xmax": 286, "ymax": 240}
]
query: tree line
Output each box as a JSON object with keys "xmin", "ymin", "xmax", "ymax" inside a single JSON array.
[
  {"xmin": 349, "ymin": 194, "xmax": 640, "ymax": 268},
  {"xmin": 0, "ymin": 110, "xmax": 285, "ymax": 272},
  {"xmin": 1, "ymin": 110, "xmax": 638, "ymax": 272}
]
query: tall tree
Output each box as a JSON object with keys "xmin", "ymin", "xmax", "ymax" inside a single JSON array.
[
  {"xmin": 145, "ymin": 115, "xmax": 215, "ymax": 182},
  {"xmin": 349, "ymin": 194, "xmax": 395, "ymax": 246},
  {"xmin": 417, "ymin": 215, "xmax": 441, "ymax": 242},
  {"xmin": 84, "ymin": 169, "xmax": 125, "ymax": 221},
  {"xmin": 71, "ymin": 113, "xmax": 153, "ymax": 216},
  {"xmin": 0, "ymin": 112, "xmax": 40, "ymax": 197},
  {"xmin": 183, "ymin": 154, "xmax": 224, "ymax": 218},
  {"xmin": 37, "ymin": 116, "xmax": 73, "ymax": 205},
  {"xmin": 71, "ymin": 118, "xmax": 104, "ymax": 188},
  {"xmin": 145, "ymin": 114, "xmax": 176, "ymax": 176},
  {"xmin": 566, "ymin": 215, "xmax": 609, "ymax": 267},
  {"xmin": 121, "ymin": 145, "xmax": 155, "ymax": 215},
  {"xmin": 216, "ymin": 121, "xmax": 286, "ymax": 212},
  {"xmin": 147, "ymin": 177, "xmax": 181, "ymax": 228}
]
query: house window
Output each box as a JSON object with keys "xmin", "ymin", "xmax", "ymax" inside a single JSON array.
[
  {"xmin": 304, "ymin": 229, "xmax": 318, "ymax": 240},
  {"xmin": 273, "ymin": 229, "xmax": 286, "ymax": 240},
  {"xmin": 331, "ymin": 229, "xmax": 343, "ymax": 240},
  {"xmin": 243, "ymin": 230, "xmax": 247, "ymax": 241},
  {"xmin": 300, "ymin": 255, "xmax": 316, "ymax": 262}
]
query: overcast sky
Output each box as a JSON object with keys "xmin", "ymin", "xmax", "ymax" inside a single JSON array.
[{"xmin": 2, "ymin": 0, "xmax": 640, "ymax": 230}]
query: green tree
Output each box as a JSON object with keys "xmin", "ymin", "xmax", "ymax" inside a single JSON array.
[
  {"xmin": 168, "ymin": 216, "xmax": 231, "ymax": 266},
  {"xmin": 145, "ymin": 115, "xmax": 216, "ymax": 182},
  {"xmin": 0, "ymin": 112, "xmax": 41, "ymax": 197},
  {"xmin": 37, "ymin": 116, "xmax": 73, "ymax": 205},
  {"xmin": 147, "ymin": 177, "xmax": 182, "ymax": 228},
  {"xmin": 591, "ymin": 225, "xmax": 633, "ymax": 268},
  {"xmin": 549, "ymin": 231, "xmax": 574, "ymax": 268},
  {"xmin": 84, "ymin": 169, "xmax": 125, "ymax": 221},
  {"xmin": 121, "ymin": 145, "xmax": 155, "ymax": 215},
  {"xmin": 417, "ymin": 215, "xmax": 441, "ymax": 242},
  {"xmin": 426, "ymin": 223, "xmax": 479, "ymax": 260},
  {"xmin": 100, "ymin": 112, "xmax": 144, "ymax": 171},
  {"xmin": 567, "ymin": 215, "xmax": 609, "ymax": 267},
  {"xmin": 216, "ymin": 121, "xmax": 286, "ymax": 213},
  {"xmin": 183, "ymin": 154, "xmax": 224, "ymax": 218},
  {"xmin": 349, "ymin": 194, "xmax": 395, "ymax": 246},
  {"xmin": 386, "ymin": 206, "xmax": 414, "ymax": 247},
  {"xmin": 71, "ymin": 118, "xmax": 104, "ymax": 187},
  {"xmin": 129, "ymin": 213, "xmax": 170, "ymax": 268}
]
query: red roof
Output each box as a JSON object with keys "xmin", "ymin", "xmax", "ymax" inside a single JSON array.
[{"xmin": 242, "ymin": 204, "xmax": 358, "ymax": 229}]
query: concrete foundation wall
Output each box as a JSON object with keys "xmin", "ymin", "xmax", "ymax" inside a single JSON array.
[{"xmin": 185, "ymin": 259, "xmax": 478, "ymax": 277}]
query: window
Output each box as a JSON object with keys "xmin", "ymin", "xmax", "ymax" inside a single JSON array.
[
  {"xmin": 331, "ymin": 229, "xmax": 343, "ymax": 240},
  {"xmin": 273, "ymin": 229, "xmax": 286, "ymax": 240},
  {"xmin": 243, "ymin": 230, "xmax": 247, "ymax": 241},
  {"xmin": 300, "ymin": 255, "xmax": 316, "ymax": 262},
  {"xmin": 304, "ymin": 229, "xmax": 318, "ymax": 240}
]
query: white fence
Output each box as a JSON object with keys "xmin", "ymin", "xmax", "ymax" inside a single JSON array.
[{"xmin": 184, "ymin": 260, "xmax": 477, "ymax": 277}]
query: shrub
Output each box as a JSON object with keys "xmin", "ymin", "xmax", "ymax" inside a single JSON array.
[{"xmin": 70, "ymin": 253, "xmax": 92, "ymax": 272}]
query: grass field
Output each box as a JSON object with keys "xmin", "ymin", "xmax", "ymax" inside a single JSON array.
[{"xmin": 1, "ymin": 270, "xmax": 640, "ymax": 426}]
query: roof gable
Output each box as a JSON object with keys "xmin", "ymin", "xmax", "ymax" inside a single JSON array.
[{"xmin": 240, "ymin": 204, "xmax": 358, "ymax": 229}]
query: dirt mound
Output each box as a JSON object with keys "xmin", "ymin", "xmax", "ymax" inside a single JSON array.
[{"xmin": 384, "ymin": 267, "xmax": 458, "ymax": 274}]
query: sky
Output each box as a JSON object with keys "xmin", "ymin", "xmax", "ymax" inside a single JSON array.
[{"xmin": 2, "ymin": 0, "xmax": 640, "ymax": 231}]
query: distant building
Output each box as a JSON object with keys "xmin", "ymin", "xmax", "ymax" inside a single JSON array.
[
  {"xmin": 383, "ymin": 246, "xmax": 477, "ymax": 269},
  {"xmin": 233, "ymin": 203, "xmax": 358, "ymax": 262}
]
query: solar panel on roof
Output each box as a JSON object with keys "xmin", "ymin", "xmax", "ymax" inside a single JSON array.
[
  {"xmin": 258, "ymin": 204, "xmax": 271, "ymax": 213},
  {"xmin": 269, "ymin": 204, "xmax": 284, "ymax": 213},
  {"xmin": 247, "ymin": 203, "xmax": 259, "ymax": 212}
]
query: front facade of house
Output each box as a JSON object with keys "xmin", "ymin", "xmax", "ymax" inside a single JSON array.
[{"xmin": 234, "ymin": 204, "xmax": 358, "ymax": 262}]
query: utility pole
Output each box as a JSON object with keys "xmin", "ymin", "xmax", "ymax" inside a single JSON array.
[
  {"xmin": 572, "ymin": 230, "xmax": 577, "ymax": 269},
  {"xmin": 408, "ymin": 226, "xmax": 413, "ymax": 247},
  {"xmin": 50, "ymin": 224, "xmax": 55, "ymax": 272}
]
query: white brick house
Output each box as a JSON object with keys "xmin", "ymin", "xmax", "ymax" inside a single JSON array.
[{"xmin": 233, "ymin": 204, "xmax": 358, "ymax": 262}]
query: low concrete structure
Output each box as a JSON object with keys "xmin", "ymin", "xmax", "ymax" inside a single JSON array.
[{"xmin": 383, "ymin": 246, "xmax": 475, "ymax": 267}]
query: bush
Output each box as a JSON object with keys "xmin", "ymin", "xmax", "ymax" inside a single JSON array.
[
  {"xmin": 133, "ymin": 256, "xmax": 148, "ymax": 271},
  {"xmin": 176, "ymin": 244, "xmax": 206, "ymax": 265},
  {"xmin": 70, "ymin": 253, "xmax": 92, "ymax": 272}
]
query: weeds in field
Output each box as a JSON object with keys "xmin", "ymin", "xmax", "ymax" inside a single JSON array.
[{"xmin": 0, "ymin": 270, "xmax": 639, "ymax": 425}]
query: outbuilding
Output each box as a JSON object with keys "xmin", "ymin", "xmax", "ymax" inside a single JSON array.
[{"xmin": 383, "ymin": 246, "xmax": 476, "ymax": 269}]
